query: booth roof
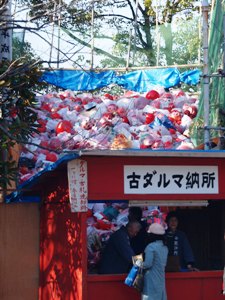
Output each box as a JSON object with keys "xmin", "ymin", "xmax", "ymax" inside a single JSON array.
[{"xmin": 5, "ymin": 149, "xmax": 225, "ymax": 204}]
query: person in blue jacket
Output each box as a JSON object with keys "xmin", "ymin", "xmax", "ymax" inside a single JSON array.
[
  {"xmin": 98, "ymin": 221, "xmax": 141, "ymax": 274},
  {"xmin": 142, "ymin": 222, "xmax": 168, "ymax": 300},
  {"xmin": 166, "ymin": 211, "xmax": 196, "ymax": 271}
]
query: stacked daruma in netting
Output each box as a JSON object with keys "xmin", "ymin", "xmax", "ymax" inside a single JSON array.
[{"xmin": 19, "ymin": 88, "xmax": 198, "ymax": 183}]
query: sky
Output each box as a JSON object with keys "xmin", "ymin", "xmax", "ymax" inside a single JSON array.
[
  {"xmin": 12, "ymin": 0, "xmax": 121, "ymax": 69},
  {"xmin": 11, "ymin": 0, "xmax": 204, "ymax": 70}
]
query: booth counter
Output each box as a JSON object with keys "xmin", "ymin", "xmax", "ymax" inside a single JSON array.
[{"xmin": 87, "ymin": 271, "xmax": 224, "ymax": 300}]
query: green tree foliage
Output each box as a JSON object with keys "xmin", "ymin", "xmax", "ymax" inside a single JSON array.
[
  {"xmin": 171, "ymin": 16, "xmax": 200, "ymax": 64},
  {"xmin": 18, "ymin": 0, "xmax": 202, "ymax": 67},
  {"xmin": 0, "ymin": 59, "xmax": 44, "ymax": 192},
  {"xmin": 145, "ymin": 0, "xmax": 199, "ymax": 22},
  {"xmin": 12, "ymin": 36, "xmax": 40, "ymax": 61}
]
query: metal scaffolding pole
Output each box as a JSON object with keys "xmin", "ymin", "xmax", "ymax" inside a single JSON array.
[
  {"xmin": 202, "ymin": 0, "xmax": 210, "ymax": 150},
  {"xmin": 44, "ymin": 63, "xmax": 203, "ymax": 72},
  {"xmin": 90, "ymin": 0, "xmax": 95, "ymax": 69},
  {"xmin": 223, "ymin": 14, "xmax": 225, "ymax": 72},
  {"xmin": 132, "ymin": 0, "xmax": 139, "ymax": 65},
  {"xmin": 57, "ymin": 0, "xmax": 62, "ymax": 69},
  {"xmin": 126, "ymin": 27, "xmax": 132, "ymax": 68}
]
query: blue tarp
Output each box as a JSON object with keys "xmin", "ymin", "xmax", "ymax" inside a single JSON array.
[
  {"xmin": 179, "ymin": 69, "xmax": 201, "ymax": 85},
  {"xmin": 41, "ymin": 70, "xmax": 116, "ymax": 91},
  {"xmin": 41, "ymin": 68, "xmax": 201, "ymax": 92},
  {"xmin": 115, "ymin": 68, "xmax": 181, "ymax": 91}
]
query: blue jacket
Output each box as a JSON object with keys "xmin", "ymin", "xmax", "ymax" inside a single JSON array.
[
  {"xmin": 142, "ymin": 240, "xmax": 168, "ymax": 300},
  {"xmin": 166, "ymin": 229, "xmax": 195, "ymax": 269},
  {"xmin": 99, "ymin": 226, "xmax": 135, "ymax": 274}
]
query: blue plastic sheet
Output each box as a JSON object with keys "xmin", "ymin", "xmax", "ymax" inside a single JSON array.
[
  {"xmin": 41, "ymin": 68, "xmax": 201, "ymax": 92},
  {"xmin": 41, "ymin": 70, "xmax": 116, "ymax": 91},
  {"xmin": 179, "ymin": 69, "xmax": 201, "ymax": 85},
  {"xmin": 115, "ymin": 68, "xmax": 181, "ymax": 92},
  {"xmin": 149, "ymin": 113, "xmax": 176, "ymax": 130}
]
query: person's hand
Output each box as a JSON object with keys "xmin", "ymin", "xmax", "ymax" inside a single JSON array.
[
  {"xmin": 135, "ymin": 259, "xmax": 143, "ymax": 267},
  {"xmin": 187, "ymin": 264, "xmax": 199, "ymax": 271}
]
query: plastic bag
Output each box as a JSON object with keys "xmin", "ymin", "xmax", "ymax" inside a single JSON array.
[
  {"xmin": 124, "ymin": 265, "xmax": 139, "ymax": 287},
  {"xmin": 132, "ymin": 267, "xmax": 144, "ymax": 293}
]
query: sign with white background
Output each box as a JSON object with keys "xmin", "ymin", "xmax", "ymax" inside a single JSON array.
[{"xmin": 124, "ymin": 165, "xmax": 218, "ymax": 194}]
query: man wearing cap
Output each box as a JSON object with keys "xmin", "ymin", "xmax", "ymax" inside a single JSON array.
[{"xmin": 141, "ymin": 223, "xmax": 168, "ymax": 300}]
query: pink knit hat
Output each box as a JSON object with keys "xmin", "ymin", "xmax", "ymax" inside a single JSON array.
[{"xmin": 147, "ymin": 223, "xmax": 165, "ymax": 235}]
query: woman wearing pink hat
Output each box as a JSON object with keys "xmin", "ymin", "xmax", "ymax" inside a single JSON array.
[{"xmin": 141, "ymin": 223, "xmax": 168, "ymax": 300}]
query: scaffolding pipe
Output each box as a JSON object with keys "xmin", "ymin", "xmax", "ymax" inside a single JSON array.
[
  {"xmin": 126, "ymin": 28, "xmax": 132, "ymax": 68},
  {"xmin": 132, "ymin": 0, "xmax": 139, "ymax": 65},
  {"xmin": 198, "ymin": 5, "xmax": 202, "ymax": 64},
  {"xmin": 43, "ymin": 63, "xmax": 203, "ymax": 72},
  {"xmin": 49, "ymin": 2, "xmax": 57, "ymax": 65},
  {"xmin": 202, "ymin": 0, "xmax": 210, "ymax": 150},
  {"xmin": 90, "ymin": 0, "xmax": 95, "ymax": 69},
  {"xmin": 155, "ymin": 1, "xmax": 160, "ymax": 66},
  {"xmin": 223, "ymin": 14, "xmax": 225, "ymax": 72},
  {"xmin": 57, "ymin": 0, "xmax": 62, "ymax": 68}
]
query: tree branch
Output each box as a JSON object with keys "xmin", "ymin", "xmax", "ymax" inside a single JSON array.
[
  {"xmin": 0, "ymin": 124, "xmax": 60, "ymax": 154},
  {"xmin": 61, "ymin": 27, "xmax": 127, "ymax": 65},
  {"xmin": 95, "ymin": 13, "xmax": 136, "ymax": 23}
]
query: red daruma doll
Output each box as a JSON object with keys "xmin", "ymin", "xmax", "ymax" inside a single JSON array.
[{"xmin": 55, "ymin": 120, "xmax": 73, "ymax": 134}]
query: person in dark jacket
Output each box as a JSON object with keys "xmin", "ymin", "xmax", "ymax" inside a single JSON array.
[
  {"xmin": 166, "ymin": 211, "xmax": 196, "ymax": 271},
  {"xmin": 99, "ymin": 221, "xmax": 141, "ymax": 274},
  {"xmin": 128, "ymin": 206, "xmax": 148, "ymax": 255}
]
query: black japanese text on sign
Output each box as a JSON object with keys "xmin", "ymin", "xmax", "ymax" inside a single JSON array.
[{"xmin": 124, "ymin": 166, "xmax": 218, "ymax": 194}]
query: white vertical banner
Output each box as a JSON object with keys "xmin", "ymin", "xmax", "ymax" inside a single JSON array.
[
  {"xmin": 0, "ymin": 0, "xmax": 12, "ymax": 61},
  {"xmin": 67, "ymin": 159, "xmax": 88, "ymax": 212}
]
